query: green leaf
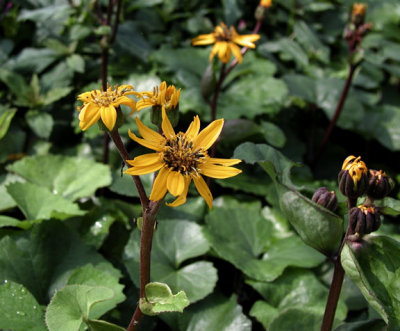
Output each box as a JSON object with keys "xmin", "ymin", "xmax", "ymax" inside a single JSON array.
[
  {"xmin": 7, "ymin": 154, "xmax": 112, "ymax": 201},
  {"xmin": 25, "ymin": 111, "xmax": 53, "ymax": 139},
  {"xmin": 205, "ymin": 201, "xmax": 324, "ymax": 281},
  {"xmin": 66, "ymin": 54, "xmax": 85, "ymax": 73},
  {"xmin": 269, "ymin": 307, "xmax": 327, "ymax": 331},
  {"xmin": 260, "ymin": 121, "xmax": 287, "ymax": 148},
  {"xmin": 124, "ymin": 221, "xmax": 216, "ymax": 303},
  {"xmin": 335, "ymin": 319, "xmax": 387, "ymax": 331},
  {"xmin": 139, "ymin": 282, "xmax": 189, "ymax": 316},
  {"xmin": 249, "ymin": 301, "xmax": 279, "ymax": 330},
  {"xmin": 0, "ymin": 105, "xmax": 17, "ymax": 140},
  {"xmin": 279, "ymin": 189, "xmax": 344, "ymax": 256},
  {"xmin": 375, "ymin": 197, "xmax": 400, "ymax": 216},
  {"xmin": 0, "ymin": 281, "xmax": 46, "ymax": 331},
  {"xmin": 10, "ymin": 48, "xmax": 60, "ymax": 73},
  {"xmin": 6, "ymin": 182, "xmax": 84, "ymax": 220},
  {"xmin": 0, "ymin": 221, "xmax": 115, "ymax": 303},
  {"xmin": 85, "ymin": 319, "xmax": 125, "ymax": 331},
  {"xmin": 0, "ymin": 215, "xmax": 34, "ymax": 230},
  {"xmin": 342, "ymin": 236, "xmax": 400, "ymax": 328},
  {"xmin": 42, "ymin": 87, "xmax": 72, "ymax": 105},
  {"xmin": 110, "ymin": 171, "xmax": 152, "ymax": 198},
  {"xmin": 0, "ymin": 129, "xmax": 26, "ymax": 164},
  {"xmin": 45, "ymin": 284, "xmax": 114, "ymax": 331}
]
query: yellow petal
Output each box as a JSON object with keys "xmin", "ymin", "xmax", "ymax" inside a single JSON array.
[
  {"xmin": 229, "ymin": 42, "xmax": 242, "ymax": 63},
  {"xmin": 193, "ymin": 175, "xmax": 213, "ymax": 209},
  {"xmin": 128, "ymin": 130, "xmax": 163, "ymax": 151},
  {"xmin": 79, "ymin": 103, "xmax": 101, "ymax": 131},
  {"xmin": 126, "ymin": 153, "xmax": 161, "ymax": 167},
  {"xmin": 199, "ymin": 163, "xmax": 242, "ymax": 179},
  {"xmin": 166, "ymin": 176, "xmax": 191, "ymax": 207},
  {"xmin": 167, "ymin": 171, "xmax": 185, "ymax": 196},
  {"xmin": 100, "ymin": 105, "xmax": 117, "ymax": 131},
  {"xmin": 208, "ymin": 157, "xmax": 242, "ymax": 166},
  {"xmin": 185, "ymin": 115, "xmax": 200, "ymax": 141},
  {"xmin": 78, "ymin": 91, "xmax": 95, "ymax": 102},
  {"xmin": 192, "ymin": 33, "xmax": 216, "ymax": 45},
  {"xmin": 217, "ymin": 42, "xmax": 231, "ymax": 63},
  {"xmin": 124, "ymin": 161, "xmax": 163, "ymax": 175},
  {"xmin": 193, "ymin": 119, "xmax": 224, "ymax": 150},
  {"xmin": 149, "ymin": 167, "xmax": 168, "ymax": 201},
  {"xmin": 117, "ymin": 96, "xmax": 136, "ymax": 114},
  {"xmin": 161, "ymin": 107, "xmax": 175, "ymax": 139},
  {"xmin": 135, "ymin": 117, "xmax": 164, "ymax": 145},
  {"xmin": 136, "ymin": 98, "xmax": 155, "ymax": 111},
  {"xmin": 209, "ymin": 43, "xmax": 220, "ymax": 62},
  {"xmin": 232, "ymin": 34, "xmax": 260, "ymax": 48}
]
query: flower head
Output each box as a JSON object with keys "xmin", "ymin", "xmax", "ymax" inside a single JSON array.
[
  {"xmin": 342, "ymin": 155, "xmax": 368, "ymax": 185},
  {"xmin": 349, "ymin": 204, "xmax": 381, "ymax": 239},
  {"xmin": 77, "ymin": 84, "xmax": 137, "ymax": 131},
  {"xmin": 259, "ymin": 0, "xmax": 272, "ymax": 8},
  {"xmin": 367, "ymin": 169, "xmax": 394, "ymax": 200},
  {"xmin": 192, "ymin": 22, "xmax": 260, "ymax": 63},
  {"xmin": 125, "ymin": 109, "xmax": 242, "ymax": 208},
  {"xmin": 338, "ymin": 155, "xmax": 368, "ymax": 199},
  {"xmin": 352, "ymin": 3, "xmax": 366, "ymax": 17},
  {"xmin": 136, "ymin": 81, "xmax": 181, "ymax": 113}
]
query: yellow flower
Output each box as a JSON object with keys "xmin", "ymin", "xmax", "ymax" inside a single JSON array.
[
  {"xmin": 192, "ymin": 22, "xmax": 260, "ymax": 63},
  {"xmin": 136, "ymin": 81, "xmax": 181, "ymax": 112},
  {"xmin": 352, "ymin": 3, "xmax": 366, "ymax": 17},
  {"xmin": 259, "ymin": 0, "xmax": 272, "ymax": 8},
  {"xmin": 125, "ymin": 109, "xmax": 242, "ymax": 209},
  {"xmin": 77, "ymin": 84, "xmax": 137, "ymax": 131},
  {"xmin": 342, "ymin": 155, "xmax": 368, "ymax": 185}
]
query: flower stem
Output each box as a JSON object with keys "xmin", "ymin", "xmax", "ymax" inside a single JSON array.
[
  {"xmin": 314, "ymin": 65, "xmax": 356, "ymax": 163},
  {"xmin": 321, "ymin": 198, "xmax": 357, "ymax": 331}
]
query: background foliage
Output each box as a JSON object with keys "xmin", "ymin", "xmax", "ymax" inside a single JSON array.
[{"xmin": 0, "ymin": 0, "xmax": 400, "ymax": 330}]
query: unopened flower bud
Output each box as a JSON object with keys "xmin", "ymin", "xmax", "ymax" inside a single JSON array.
[
  {"xmin": 349, "ymin": 205, "xmax": 381, "ymax": 238},
  {"xmin": 338, "ymin": 155, "xmax": 368, "ymax": 199},
  {"xmin": 312, "ymin": 187, "xmax": 338, "ymax": 212},
  {"xmin": 367, "ymin": 169, "xmax": 394, "ymax": 200},
  {"xmin": 351, "ymin": 3, "xmax": 366, "ymax": 26},
  {"xmin": 255, "ymin": 0, "xmax": 272, "ymax": 21}
]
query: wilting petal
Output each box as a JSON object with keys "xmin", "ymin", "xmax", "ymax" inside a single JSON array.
[
  {"xmin": 185, "ymin": 115, "xmax": 200, "ymax": 141},
  {"xmin": 167, "ymin": 171, "xmax": 185, "ymax": 196},
  {"xmin": 199, "ymin": 163, "xmax": 242, "ymax": 179},
  {"xmin": 193, "ymin": 119, "xmax": 224, "ymax": 150},
  {"xmin": 161, "ymin": 108, "xmax": 175, "ymax": 139},
  {"xmin": 135, "ymin": 117, "xmax": 164, "ymax": 145},
  {"xmin": 128, "ymin": 130, "xmax": 163, "ymax": 151},
  {"xmin": 167, "ymin": 176, "xmax": 191, "ymax": 207},
  {"xmin": 100, "ymin": 105, "xmax": 117, "ymax": 131},
  {"xmin": 149, "ymin": 167, "xmax": 168, "ymax": 201},
  {"xmin": 208, "ymin": 157, "xmax": 242, "ymax": 166},
  {"xmin": 126, "ymin": 153, "xmax": 161, "ymax": 167},
  {"xmin": 193, "ymin": 175, "xmax": 213, "ymax": 209},
  {"xmin": 124, "ymin": 161, "xmax": 163, "ymax": 175}
]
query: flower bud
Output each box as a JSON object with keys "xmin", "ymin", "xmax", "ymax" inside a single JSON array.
[
  {"xmin": 255, "ymin": 0, "xmax": 272, "ymax": 21},
  {"xmin": 351, "ymin": 3, "xmax": 366, "ymax": 26},
  {"xmin": 338, "ymin": 155, "xmax": 368, "ymax": 199},
  {"xmin": 367, "ymin": 169, "xmax": 394, "ymax": 200},
  {"xmin": 312, "ymin": 187, "xmax": 338, "ymax": 212},
  {"xmin": 349, "ymin": 205, "xmax": 381, "ymax": 237}
]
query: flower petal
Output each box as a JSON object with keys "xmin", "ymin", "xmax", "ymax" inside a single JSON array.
[
  {"xmin": 208, "ymin": 157, "xmax": 242, "ymax": 166},
  {"xmin": 161, "ymin": 107, "xmax": 175, "ymax": 139},
  {"xmin": 199, "ymin": 163, "xmax": 242, "ymax": 179},
  {"xmin": 128, "ymin": 130, "xmax": 163, "ymax": 151},
  {"xmin": 167, "ymin": 176, "xmax": 191, "ymax": 207},
  {"xmin": 230, "ymin": 43, "xmax": 242, "ymax": 63},
  {"xmin": 193, "ymin": 119, "xmax": 224, "ymax": 150},
  {"xmin": 217, "ymin": 41, "xmax": 231, "ymax": 63},
  {"xmin": 192, "ymin": 33, "xmax": 216, "ymax": 45},
  {"xmin": 149, "ymin": 167, "xmax": 168, "ymax": 201},
  {"xmin": 232, "ymin": 34, "xmax": 260, "ymax": 48},
  {"xmin": 135, "ymin": 117, "xmax": 164, "ymax": 145},
  {"xmin": 124, "ymin": 160, "xmax": 163, "ymax": 175},
  {"xmin": 185, "ymin": 115, "xmax": 200, "ymax": 141},
  {"xmin": 126, "ymin": 153, "xmax": 161, "ymax": 167},
  {"xmin": 79, "ymin": 103, "xmax": 101, "ymax": 131},
  {"xmin": 167, "ymin": 171, "xmax": 185, "ymax": 196},
  {"xmin": 136, "ymin": 98, "xmax": 155, "ymax": 111},
  {"xmin": 100, "ymin": 105, "xmax": 117, "ymax": 131},
  {"xmin": 193, "ymin": 175, "xmax": 213, "ymax": 209},
  {"xmin": 116, "ymin": 96, "xmax": 136, "ymax": 114}
]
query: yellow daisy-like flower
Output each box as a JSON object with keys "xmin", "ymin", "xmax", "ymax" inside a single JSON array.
[
  {"xmin": 77, "ymin": 84, "xmax": 137, "ymax": 131},
  {"xmin": 342, "ymin": 155, "xmax": 368, "ymax": 185},
  {"xmin": 259, "ymin": 0, "xmax": 272, "ymax": 8},
  {"xmin": 125, "ymin": 109, "xmax": 242, "ymax": 209},
  {"xmin": 192, "ymin": 22, "xmax": 260, "ymax": 63},
  {"xmin": 136, "ymin": 81, "xmax": 181, "ymax": 112},
  {"xmin": 352, "ymin": 3, "xmax": 366, "ymax": 17}
]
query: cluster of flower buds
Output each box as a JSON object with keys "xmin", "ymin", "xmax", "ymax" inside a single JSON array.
[{"xmin": 312, "ymin": 187, "xmax": 338, "ymax": 212}]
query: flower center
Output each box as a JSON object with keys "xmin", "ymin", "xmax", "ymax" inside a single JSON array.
[
  {"xmin": 162, "ymin": 133, "xmax": 206, "ymax": 175},
  {"xmin": 216, "ymin": 25, "xmax": 232, "ymax": 42},
  {"xmin": 91, "ymin": 85, "xmax": 127, "ymax": 107}
]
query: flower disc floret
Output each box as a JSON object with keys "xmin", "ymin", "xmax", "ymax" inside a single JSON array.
[
  {"xmin": 125, "ymin": 109, "xmax": 242, "ymax": 209},
  {"xmin": 77, "ymin": 84, "xmax": 137, "ymax": 131}
]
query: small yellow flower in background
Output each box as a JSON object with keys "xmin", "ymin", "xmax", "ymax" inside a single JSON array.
[
  {"xmin": 136, "ymin": 81, "xmax": 181, "ymax": 112},
  {"xmin": 352, "ymin": 3, "xmax": 366, "ymax": 17},
  {"xmin": 125, "ymin": 109, "xmax": 242, "ymax": 209},
  {"xmin": 192, "ymin": 22, "xmax": 260, "ymax": 63},
  {"xmin": 259, "ymin": 0, "xmax": 272, "ymax": 8},
  {"xmin": 77, "ymin": 84, "xmax": 137, "ymax": 131}
]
